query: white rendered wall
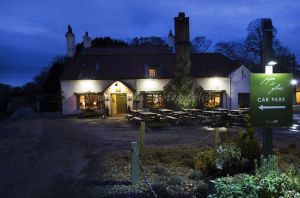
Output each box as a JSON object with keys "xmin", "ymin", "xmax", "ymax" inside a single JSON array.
[
  {"xmin": 136, "ymin": 79, "xmax": 171, "ymax": 109},
  {"xmin": 61, "ymin": 68, "xmax": 250, "ymax": 114},
  {"xmin": 196, "ymin": 77, "xmax": 230, "ymax": 108},
  {"xmin": 61, "ymin": 80, "xmax": 112, "ymax": 115},
  {"xmin": 229, "ymin": 65, "xmax": 251, "ymax": 109}
]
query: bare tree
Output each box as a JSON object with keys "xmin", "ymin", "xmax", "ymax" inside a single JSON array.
[
  {"xmin": 214, "ymin": 18, "xmax": 295, "ymax": 71},
  {"xmin": 191, "ymin": 36, "xmax": 212, "ymax": 53}
]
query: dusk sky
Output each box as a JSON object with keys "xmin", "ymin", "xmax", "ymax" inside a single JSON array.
[{"xmin": 0, "ymin": 0, "xmax": 300, "ymax": 87}]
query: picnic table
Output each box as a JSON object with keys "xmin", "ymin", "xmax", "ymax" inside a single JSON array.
[
  {"xmin": 214, "ymin": 108, "xmax": 229, "ymax": 113},
  {"xmin": 186, "ymin": 108, "xmax": 202, "ymax": 115},
  {"xmin": 172, "ymin": 111, "xmax": 189, "ymax": 115},
  {"xmin": 229, "ymin": 109, "xmax": 249, "ymax": 115},
  {"xmin": 138, "ymin": 111, "xmax": 161, "ymax": 121},
  {"xmin": 130, "ymin": 109, "xmax": 143, "ymax": 116},
  {"xmin": 158, "ymin": 108, "xmax": 174, "ymax": 115}
]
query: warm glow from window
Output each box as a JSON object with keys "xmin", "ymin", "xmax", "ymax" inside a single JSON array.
[
  {"xmin": 205, "ymin": 93, "xmax": 221, "ymax": 108},
  {"xmin": 149, "ymin": 68, "xmax": 157, "ymax": 78},
  {"xmin": 79, "ymin": 93, "xmax": 104, "ymax": 110},
  {"xmin": 296, "ymin": 92, "xmax": 300, "ymax": 104},
  {"xmin": 143, "ymin": 92, "xmax": 164, "ymax": 108}
]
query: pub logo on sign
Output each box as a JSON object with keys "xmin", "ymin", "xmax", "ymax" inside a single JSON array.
[{"xmin": 250, "ymin": 73, "xmax": 293, "ymax": 127}]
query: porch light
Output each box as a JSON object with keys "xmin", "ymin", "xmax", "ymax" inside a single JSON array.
[{"xmin": 93, "ymin": 101, "xmax": 97, "ymax": 105}]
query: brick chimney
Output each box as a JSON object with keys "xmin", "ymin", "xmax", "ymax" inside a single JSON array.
[{"xmin": 174, "ymin": 12, "xmax": 191, "ymax": 73}]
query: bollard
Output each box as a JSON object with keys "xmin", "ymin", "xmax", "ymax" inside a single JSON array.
[
  {"xmin": 139, "ymin": 121, "xmax": 145, "ymax": 152},
  {"xmin": 214, "ymin": 128, "xmax": 219, "ymax": 148},
  {"xmin": 131, "ymin": 141, "xmax": 139, "ymax": 185}
]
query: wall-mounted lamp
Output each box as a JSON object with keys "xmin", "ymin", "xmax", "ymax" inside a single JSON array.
[
  {"xmin": 291, "ymin": 79, "xmax": 297, "ymax": 85},
  {"xmin": 265, "ymin": 61, "xmax": 277, "ymax": 74}
]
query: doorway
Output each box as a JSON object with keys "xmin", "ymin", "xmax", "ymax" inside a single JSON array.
[{"xmin": 111, "ymin": 94, "xmax": 127, "ymax": 114}]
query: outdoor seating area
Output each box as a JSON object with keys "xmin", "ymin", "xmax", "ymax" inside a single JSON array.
[{"xmin": 126, "ymin": 107, "xmax": 250, "ymax": 127}]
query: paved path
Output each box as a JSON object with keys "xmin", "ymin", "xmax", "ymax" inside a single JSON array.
[{"xmin": 0, "ymin": 108, "xmax": 108, "ymax": 198}]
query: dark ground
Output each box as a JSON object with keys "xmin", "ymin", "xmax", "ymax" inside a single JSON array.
[{"xmin": 0, "ymin": 108, "xmax": 299, "ymax": 198}]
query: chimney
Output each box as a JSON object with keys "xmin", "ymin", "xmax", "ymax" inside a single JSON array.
[
  {"xmin": 83, "ymin": 31, "xmax": 92, "ymax": 48},
  {"xmin": 261, "ymin": 18, "xmax": 273, "ymax": 72},
  {"xmin": 168, "ymin": 30, "xmax": 175, "ymax": 53},
  {"xmin": 65, "ymin": 25, "xmax": 75, "ymax": 57},
  {"xmin": 174, "ymin": 12, "xmax": 191, "ymax": 73}
]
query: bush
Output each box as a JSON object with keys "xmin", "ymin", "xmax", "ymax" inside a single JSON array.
[
  {"xmin": 168, "ymin": 176, "xmax": 183, "ymax": 186},
  {"xmin": 151, "ymin": 182, "xmax": 168, "ymax": 197},
  {"xmin": 188, "ymin": 170, "xmax": 203, "ymax": 181},
  {"xmin": 235, "ymin": 128, "xmax": 261, "ymax": 172},
  {"xmin": 182, "ymin": 158, "xmax": 194, "ymax": 168},
  {"xmin": 194, "ymin": 181, "xmax": 209, "ymax": 197},
  {"xmin": 209, "ymin": 156, "xmax": 300, "ymax": 198},
  {"xmin": 209, "ymin": 174, "xmax": 258, "ymax": 198},
  {"xmin": 215, "ymin": 143, "xmax": 242, "ymax": 175},
  {"xmin": 154, "ymin": 164, "xmax": 168, "ymax": 176},
  {"xmin": 194, "ymin": 148, "xmax": 216, "ymax": 174}
]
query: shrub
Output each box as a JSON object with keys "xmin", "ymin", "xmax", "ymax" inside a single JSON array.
[
  {"xmin": 209, "ymin": 156, "xmax": 300, "ymax": 197},
  {"xmin": 182, "ymin": 158, "xmax": 194, "ymax": 168},
  {"xmin": 215, "ymin": 143, "xmax": 242, "ymax": 175},
  {"xmin": 154, "ymin": 164, "xmax": 168, "ymax": 176},
  {"xmin": 151, "ymin": 182, "xmax": 168, "ymax": 197},
  {"xmin": 194, "ymin": 181, "xmax": 209, "ymax": 197},
  {"xmin": 194, "ymin": 148, "xmax": 216, "ymax": 174},
  {"xmin": 235, "ymin": 129, "xmax": 261, "ymax": 172},
  {"xmin": 168, "ymin": 176, "xmax": 183, "ymax": 186},
  {"xmin": 258, "ymin": 171, "xmax": 290, "ymax": 197},
  {"xmin": 188, "ymin": 170, "xmax": 203, "ymax": 181}
]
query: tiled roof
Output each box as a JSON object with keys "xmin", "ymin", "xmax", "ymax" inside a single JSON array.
[{"xmin": 61, "ymin": 47, "xmax": 240, "ymax": 80}]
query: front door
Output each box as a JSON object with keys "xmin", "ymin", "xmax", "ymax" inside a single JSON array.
[{"xmin": 116, "ymin": 94, "xmax": 127, "ymax": 114}]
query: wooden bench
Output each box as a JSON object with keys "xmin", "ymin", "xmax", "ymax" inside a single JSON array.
[
  {"xmin": 126, "ymin": 114, "xmax": 134, "ymax": 120},
  {"xmin": 197, "ymin": 115, "xmax": 211, "ymax": 119},
  {"xmin": 166, "ymin": 115, "xmax": 178, "ymax": 120},
  {"xmin": 132, "ymin": 117, "xmax": 143, "ymax": 122}
]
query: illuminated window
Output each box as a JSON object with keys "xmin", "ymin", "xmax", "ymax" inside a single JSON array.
[
  {"xmin": 143, "ymin": 92, "xmax": 164, "ymax": 108},
  {"xmin": 148, "ymin": 68, "xmax": 157, "ymax": 78},
  {"xmin": 204, "ymin": 92, "xmax": 222, "ymax": 108},
  {"xmin": 296, "ymin": 92, "xmax": 300, "ymax": 104},
  {"xmin": 78, "ymin": 93, "xmax": 104, "ymax": 110}
]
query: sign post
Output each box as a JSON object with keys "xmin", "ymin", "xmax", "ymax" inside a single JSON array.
[{"xmin": 250, "ymin": 73, "xmax": 293, "ymax": 157}]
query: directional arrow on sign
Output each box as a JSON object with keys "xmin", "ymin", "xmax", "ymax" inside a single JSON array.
[{"xmin": 258, "ymin": 105, "xmax": 286, "ymax": 110}]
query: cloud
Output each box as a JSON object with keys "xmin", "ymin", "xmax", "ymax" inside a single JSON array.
[{"xmin": 0, "ymin": 15, "xmax": 47, "ymax": 35}]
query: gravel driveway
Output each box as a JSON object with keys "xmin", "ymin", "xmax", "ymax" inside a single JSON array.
[{"xmin": 0, "ymin": 108, "xmax": 299, "ymax": 198}]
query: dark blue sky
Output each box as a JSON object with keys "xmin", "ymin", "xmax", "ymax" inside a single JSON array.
[{"xmin": 1, "ymin": 0, "xmax": 300, "ymax": 86}]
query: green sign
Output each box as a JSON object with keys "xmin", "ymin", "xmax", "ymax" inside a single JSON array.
[{"xmin": 250, "ymin": 73, "xmax": 293, "ymax": 127}]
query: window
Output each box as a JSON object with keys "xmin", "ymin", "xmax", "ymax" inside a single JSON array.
[
  {"xmin": 238, "ymin": 93, "xmax": 250, "ymax": 108},
  {"xmin": 78, "ymin": 93, "xmax": 104, "ymax": 110},
  {"xmin": 204, "ymin": 92, "xmax": 222, "ymax": 108},
  {"xmin": 148, "ymin": 68, "xmax": 157, "ymax": 78},
  {"xmin": 296, "ymin": 91, "xmax": 300, "ymax": 104},
  {"xmin": 143, "ymin": 92, "xmax": 164, "ymax": 108}
]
